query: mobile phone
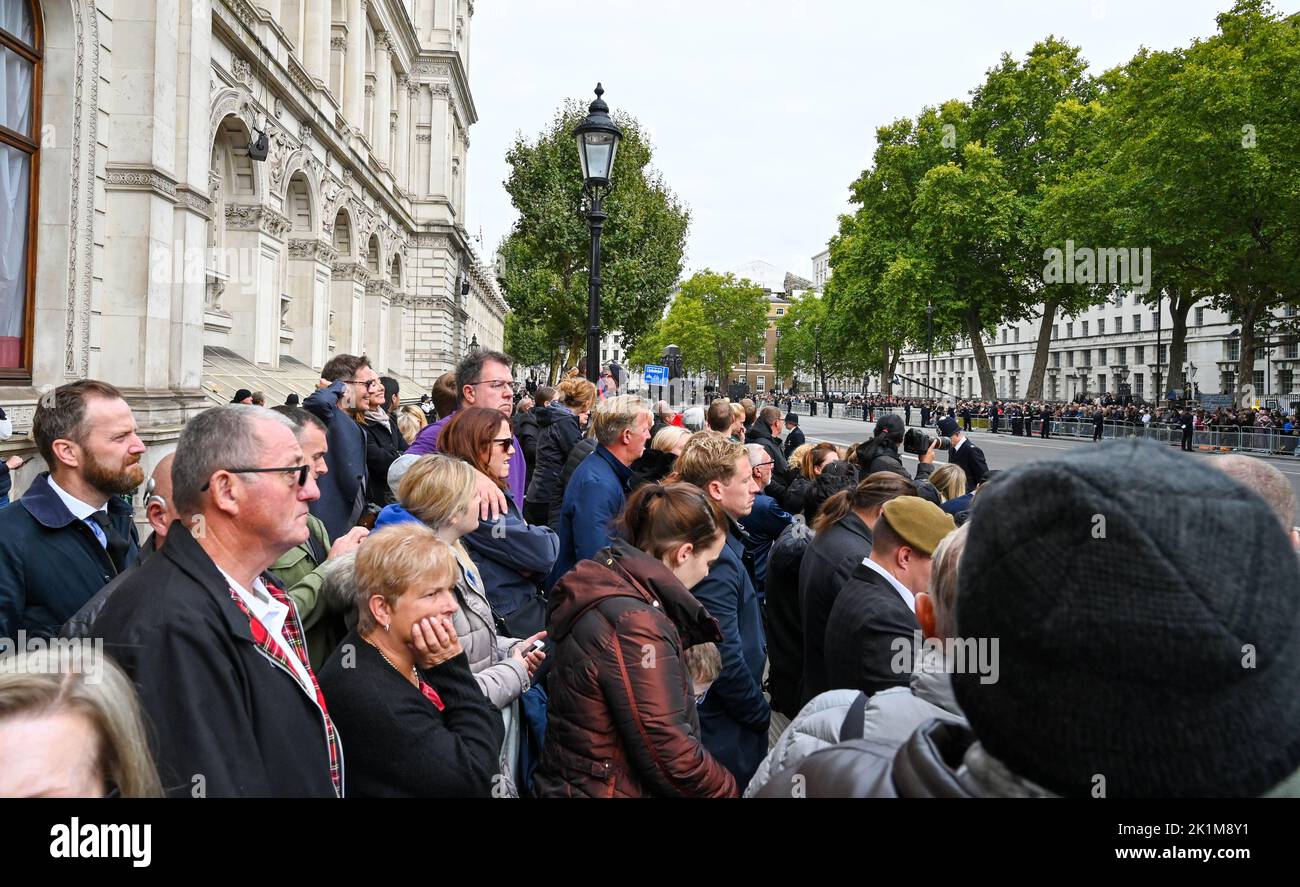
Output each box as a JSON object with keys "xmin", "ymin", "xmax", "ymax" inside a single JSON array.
[{"xmin": 529, "ymin": 639, "xmax": 546, "ymax": 654}]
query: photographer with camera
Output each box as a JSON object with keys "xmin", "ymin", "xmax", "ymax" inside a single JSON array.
[
  {"xmin": 853, "ymin": 414, "xmax": 937, "ymax": 483},
  {"xmin": 935, "ymin": 415, "xmax": 988, "ymax": 491}
]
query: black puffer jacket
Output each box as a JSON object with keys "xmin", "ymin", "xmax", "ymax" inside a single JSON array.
[
  {"xmin": 534, "ymin": 539, "xmax": 737, "ymax": 798},
  {"xmin": 764, "ymin": 521, "xmax": 810, "ymax": 719},
  {"xmin": 629, "ymin": 448, "xmax": 677, "ymax": 490},
  {"xmin": 525, "ymin": 404, "xmax": 583, "ymax": 528},
  {"xmin": 802, "ymin": 461, "xmax": 860, "ymax": 524},
  {"xmin": 854, "ymin": 435, "xmax": 934, "ymax": 483}
]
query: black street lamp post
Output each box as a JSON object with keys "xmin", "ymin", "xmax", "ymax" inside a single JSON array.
[{"xmin": 574, "ymin": 83, "xmax": 623, "ymax": 384}]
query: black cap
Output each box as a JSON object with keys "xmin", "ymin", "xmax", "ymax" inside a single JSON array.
[
  {"xmin": 231, "ymin": 389, "xmax": 253, "ymax": 403},
  {"xmin": 785, "ymin": 412, "xmax": 798, "ymax": 425}
]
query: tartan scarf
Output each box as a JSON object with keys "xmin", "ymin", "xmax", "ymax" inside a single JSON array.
[{"xmin": 225, "ymin": 580, "xmax": 344, "ymax": 798}]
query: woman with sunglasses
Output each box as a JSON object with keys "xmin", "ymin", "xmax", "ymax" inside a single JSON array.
[{"xmin": 440, "ymin": 408, "xmax": 559, "ymax": 639}]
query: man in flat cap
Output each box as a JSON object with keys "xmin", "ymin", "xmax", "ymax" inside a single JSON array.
[{"xmin": 822, "ymin": 496, "xmax": 955, "ymax": 696}]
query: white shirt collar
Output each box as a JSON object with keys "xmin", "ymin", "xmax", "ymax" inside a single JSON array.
[
  {"xmin": 216, "ymin": 566, "xmax": 315, "ymax": 693},
  {"xmin": 860, "ymin": 556, "xmax": 916, "ymax": 613},
  {"xmin": 951, "ymin": 436, "xmax": 966, "ymax": 452},
  {"xmin": 47, "ymin": 476, "xmax": 108, "ymax": 521}
]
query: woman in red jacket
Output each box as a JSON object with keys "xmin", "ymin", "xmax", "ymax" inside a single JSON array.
[{"xmin": 534, "ymin": 483, "xmax": 738, "ymax": 798}]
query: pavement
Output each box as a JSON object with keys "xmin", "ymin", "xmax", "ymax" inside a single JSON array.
[{"xmin": 791, "ymin": 411, "xmax": 1300, "ymax": 523}]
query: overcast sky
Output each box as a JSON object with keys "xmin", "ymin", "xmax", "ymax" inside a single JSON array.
[{"xmin": 465, "ymin": 0, "xmax": 1298, "ymax": 282}]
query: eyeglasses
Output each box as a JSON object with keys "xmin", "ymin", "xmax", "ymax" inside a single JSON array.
[
  {"xmin": 201, "ymin": 465, "xmax": 311, "ymax": 491},
  {"xmin": 468, "ymin": 379, "xmax": 514, "ymax": 393},
  {"xmin": 344, "ymin": 378, "xmax": 382, "ymax": 390},
  {"xmin": 752, "ymin": 460, "xmax": 774, "ymax": 470},
  {"xmin": 493, "ymin": 437, "xmax": 515, "ymax": 451}
]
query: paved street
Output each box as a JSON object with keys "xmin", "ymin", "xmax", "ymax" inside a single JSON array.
[{"xmin": 793, "ymin": 411, "xmax": 1300, "ymax": 523}]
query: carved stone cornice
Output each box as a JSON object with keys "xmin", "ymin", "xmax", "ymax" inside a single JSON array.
[
  {"xmin": 175, "ymin": 185, "xmax": 213, "ymax": 219},
  {"xmin": 288, "ymin": 238, "xmax": 339, "ymax": 264},
  {"xmin": 105, "ymin": 165, "xmax": 179, "ymax": 203}
]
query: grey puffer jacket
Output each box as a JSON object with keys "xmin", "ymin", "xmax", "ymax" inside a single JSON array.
[
  {"xmin": 449, "ymin": 541, "xmax": 530, "ymax": 709},
  {"xmin": 745, "ymin": 647, "xmax": 966, "ymax": 797}
]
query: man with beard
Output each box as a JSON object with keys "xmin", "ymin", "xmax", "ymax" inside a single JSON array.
[{"xmin": 0, "ymin": 380, "xmax": 145, "ymax": 638}]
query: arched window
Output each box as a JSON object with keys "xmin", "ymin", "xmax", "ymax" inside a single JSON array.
[{"xmin": 0, "ymin": 0, "xmax": 39, "ymax": 377}]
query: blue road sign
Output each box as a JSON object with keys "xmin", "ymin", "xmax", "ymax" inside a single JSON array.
[{"xmin": 644, "ymin": 364, "xmax": 669, "ymax": 386}]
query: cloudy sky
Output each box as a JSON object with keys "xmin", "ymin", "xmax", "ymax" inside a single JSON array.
[{"xmin": 465, "ymin": 0, "xmax": 1297, "ymax": 281}]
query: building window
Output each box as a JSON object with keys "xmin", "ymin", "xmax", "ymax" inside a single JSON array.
[
  {"xmin": 1195, "ymin": 307, "xmax": 1205, "ymax": 326},
  {"xmin": 1226, "ymin": 340, "xmax": 1240, "ymax": 362},
  {"xmin": 1001, "ymin": 329, "xmax": 1007, "ymax": 344},
  {"xmin": 1082, "ymin": 320, "xmax": 1089, "ymax": 337},
  {"xmin": 1052, "ymin": 324, "xmax": 1058, "ymax": 338},
  {"xmin": 1098, "ymin": 318, "xmax": 1105, "ymax": 335},
  {"xmin": 1135, "ymin": 373, "xmax": 1144, "ymax": 397},
  {"xmin": 1151, "ymin": 311, "xmax": 1159, "ymax": 329},
  {"xmin": 775, "ymin": 308, "xmax": 783, "ymax": 315},
  {"xmin": 1133, "ymin": 313, "xmax": 1141, "ymax": 333},
  {"xmin": 1014, "ymin": 328, "xmax": 1020, "ymax": 343},
  {"xmin": 1066, "ymin": 322, "xmax": 1073, "ymax": 338},
  {"xmin": 1135, "ymin": 345, "xmax": 1144, "ymax": 364},
  {"xmin": 1253, "ymin": 370, "xmax": 1265, "ymax": 392},
  {"xmin": 1279, "ymin": 369, "xmax": 1294, "ymax": 393},
  {"xmin": 1116, "ymin": 316, "xmax": 1123, "ymax": 334},
  {"xmin": 1081, "ymin": 350, "xmax": 1090, "ymax": 367},
  {"xmin": 757, "ymin": 375, "xmax": 765, "ymax": 391},
  {"xmin": 1158, "ymin": 344, "xmax": 1167, "ymax": 364},
  {"xmin": 999, "ymin": 355, "xmax": 1006, "ymax": 370},
  {"xmin": 1067, "ymin": 351, "xmax": 1074, "ymax": 367},
  {"xmin": 1286, "ymin": 341, "xmax": 1299, "ymax": 359},
  {"xmin": 0, "ymin": 0, "xmax": 40, "ymax": 377},
  {"xmin": 1117, "ymin": 346, "xmax": 1126, "ymax": 365},
  {"xmin": 1052, "ymin": 351, "xmax": 1060, "ymax": 367}
]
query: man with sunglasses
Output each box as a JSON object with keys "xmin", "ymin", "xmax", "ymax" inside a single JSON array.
[
  {"xmin": 407, "ymin": 349, "xmax": 523, "ymax": 518},
  {"xmin": 303, "ymin": 353, "xmax": 375, "ymax": 540},
  {"xmin": 95, "ymin": 405, "xmax": 343, "ymax": 797}
]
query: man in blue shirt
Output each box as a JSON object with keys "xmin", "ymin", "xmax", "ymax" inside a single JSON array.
[{"xmin": 549, "ymin": 395, "xmax": 652, "ymax": 586}]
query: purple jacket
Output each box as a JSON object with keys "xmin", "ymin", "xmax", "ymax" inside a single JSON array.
[{"xmin": 407, "ymin": 410, "xmax": 525, "ymax": 510}]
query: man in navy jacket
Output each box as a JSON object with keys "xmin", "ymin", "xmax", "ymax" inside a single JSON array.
[
  {"xmin": 303, "ymin": 353, "xmax": 373, "ymax": 540},
  {"xmin": 0, "ymin": 380, "xmax": 144, "ymax": 639},
  {"xmin": 677, "ymin": 433, "xmax": 770, "ymax": 787},
  {"xmin": 550, "ymin": 396, "xmax": 652, "ymax": 586}
]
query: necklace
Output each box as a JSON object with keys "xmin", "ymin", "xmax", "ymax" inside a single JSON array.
[{"xmin": 365, "ymin": 636, "xmax": 419, "ymax": 687}]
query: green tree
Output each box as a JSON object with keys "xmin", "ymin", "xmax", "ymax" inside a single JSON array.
[
  {"xmin": 632, "ymin": 271, "xmax": 768, "ymax": 387},
  {"xmin": 968, "ymin": 37, "xmax": 1103, "ymax": 399},
  {"xmin": 911, "ymin": 142, "xmax": 1021, "ymax": 397},
  {"xmin": 497, "ymin": 101, "xmax": 690, "ymax": 382},
  {"xmin": 775, "ymin": 291, "xmax": 861, "ymax": 397}
]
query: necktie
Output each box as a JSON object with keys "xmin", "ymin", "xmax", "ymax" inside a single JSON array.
[{"xmin": 88, "ymin": 511, "xmax": 130, "ymax": 575}]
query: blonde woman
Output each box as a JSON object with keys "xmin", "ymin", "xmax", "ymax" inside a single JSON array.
[
  {"xmin": 393, "ymin": 454, "xmax": 544, "ymax": 794},
  {"xmin": 0, "ymin": 649, "xmax": 161, "ymax": 797},
  {"xmin": 396, "ymin": 404, "xmax": 428, "ymax": 445},
  {"xmin": 930, "ymin": 462, "xmax": 974, "ymax": 523},
  {"xmin": 318, "ymin": 523, "xmax": 504, "ymax": 797}
]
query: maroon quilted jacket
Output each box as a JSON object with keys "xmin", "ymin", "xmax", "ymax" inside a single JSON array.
[{"xmin": 533, "ymin": 540, "xmax": 738, "ymax": 798}]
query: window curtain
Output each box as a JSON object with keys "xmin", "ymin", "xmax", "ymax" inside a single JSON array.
[{"xmin": 0, "ymin": 0, "xmax": 34, "ymax": 368}]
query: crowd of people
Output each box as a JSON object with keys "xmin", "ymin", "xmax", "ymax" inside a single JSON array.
[{"xmin": 1, "ymin": 348, "xmax": 1299, "ymax": 799}]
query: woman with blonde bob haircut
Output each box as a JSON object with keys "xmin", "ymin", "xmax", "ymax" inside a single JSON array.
[
  {"xmin": 394, "ymin": 454, "xmax": 543, "ymax": 794},
  {"xmin": 0, "ymin": 649, "xmax": 162, "ymax": 797},
  {"xmin": 317, "ymin": 523, "xmax": 504, "ymax": 797}
]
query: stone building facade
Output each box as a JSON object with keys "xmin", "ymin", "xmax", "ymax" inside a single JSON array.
[{"xmin": 0, "ymin": 0, "xmax": 506, "ymax": 490}]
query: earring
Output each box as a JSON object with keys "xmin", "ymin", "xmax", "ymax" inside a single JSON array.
[{"xmin": 384, "ymin": 621, "xmax": 391, "ymax": 632}]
